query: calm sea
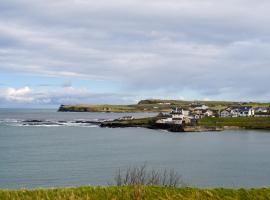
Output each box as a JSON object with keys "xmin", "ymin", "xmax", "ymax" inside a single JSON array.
[{"xmin": 1, "ymin": 108, "xmax": 270, "ymax": 189}]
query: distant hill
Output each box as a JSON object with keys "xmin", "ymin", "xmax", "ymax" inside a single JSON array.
[{"xmin": 58, "ymin": 99, "xmax": 270, "ymax": 113}]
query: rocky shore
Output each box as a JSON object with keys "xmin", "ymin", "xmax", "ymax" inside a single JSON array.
[{"xmin": 100, "ymin": 118, "xmax": 224, "ymax": 132}]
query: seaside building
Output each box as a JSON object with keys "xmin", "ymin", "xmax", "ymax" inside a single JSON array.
[
  {"xmin": 220, "ymin": 106, "xmax": 255, "ymax": 117},
  {"xmin": 220, "ymin": 109, "xmax": 231, "ymax": 118}
]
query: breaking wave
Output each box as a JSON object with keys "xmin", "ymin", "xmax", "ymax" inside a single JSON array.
[{"xmin": 0, "ymin": 119, "xmax": 102, "ymax": 128}]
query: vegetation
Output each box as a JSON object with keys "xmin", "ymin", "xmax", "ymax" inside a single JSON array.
[
  {"xmin": 1, "ymin": 186, "xmax": 270, "ymax": 200},
  {"xmin": 199, "ymin": 117, "xmax": 270, "ymax": 129},
  {"xmin": 114, "ymin": 164, "xmax": 184, "ymax": 187},
  {"xmin": 100, "ymin": 117, "xmax": 157, "ymax": 128},
  {"xmin": 58, "ymin": 99, "xmax": 270, "ymax": 113},
  {"xmin": 101, "ymin": 116, "xmax": 270, "ymax": 131}
]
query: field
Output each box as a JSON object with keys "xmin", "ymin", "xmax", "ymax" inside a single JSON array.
[
  {"xmin": 58, "ymin": 99, "xmax": 270, "ymax": 113},
  {"xmin": 199, "ymin": 117, "xmax": 270, "ymax": 129},
  {"xmin": 1, "ymin": 186, "xmax": 270, "ymax": 200}
]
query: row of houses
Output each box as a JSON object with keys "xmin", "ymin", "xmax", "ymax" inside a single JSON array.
[
  {"xmin": 220, "ymin": 106, "xmax": 254, "ymax": 117},
  {"xmin": 156, "ymin": 105, "xmax": 213, "ymax": 125},
  {"xmin": 156, "ymin": 105, "xmax": 270, "ymax": 125},
  {"xmin": 220, "ymin": 106, "xmax": 270, "ymax": 118}
]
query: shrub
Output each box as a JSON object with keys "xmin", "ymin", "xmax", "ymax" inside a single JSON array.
[{"xmin": 113, "ymin": 164, "xmax": 184, "ymax": 187}]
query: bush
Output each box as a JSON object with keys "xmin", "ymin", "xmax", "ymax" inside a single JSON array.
[{"xmin": 113, "ymin": 164, "xmax": 184, "ymax": 187}]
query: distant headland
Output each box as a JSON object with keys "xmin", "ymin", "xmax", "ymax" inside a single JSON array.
[
  {"xmin": 58, "ymin": 99, "xmax": 270, "ymax": 113},
  {"xmin": 58, "ymin": 99, "xmax": 270, "ymax": 132}
]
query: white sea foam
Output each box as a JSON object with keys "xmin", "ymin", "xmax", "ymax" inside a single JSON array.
[{"xmin": 1, "ymin": 119, "xmax": 100, "ymax": 128}]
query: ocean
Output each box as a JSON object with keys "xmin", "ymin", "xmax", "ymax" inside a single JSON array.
[{"xmin": 1, "ymin": 109, "xmax": 270, "ymax": 188}]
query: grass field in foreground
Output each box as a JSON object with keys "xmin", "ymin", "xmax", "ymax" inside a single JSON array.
[
  {"xmin": 199, "ymin": 117, "xmax": 270, "ymax": 129},
  {"xmin": 1, "ymin": 186, "xmax": 270, "ymax": 200}
]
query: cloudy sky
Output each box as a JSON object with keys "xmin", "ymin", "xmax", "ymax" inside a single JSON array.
[{"xmin": 0, "ymin": 0, "xmax": 270, "ymax": 107}]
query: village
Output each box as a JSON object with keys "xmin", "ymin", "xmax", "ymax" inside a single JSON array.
[{"xmin": 154, "ymin": 104, "xmax": 270, "ymax": 126}]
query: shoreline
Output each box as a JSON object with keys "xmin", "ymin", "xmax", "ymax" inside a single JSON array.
[{"xmin": 100, "ymin": 116, "xmax": 270, "ymax": 132}]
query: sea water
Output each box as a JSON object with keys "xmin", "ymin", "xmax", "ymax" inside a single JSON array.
[{"xmin": 1, "ymin": 109, "xmax": 270, "ymax": 188}]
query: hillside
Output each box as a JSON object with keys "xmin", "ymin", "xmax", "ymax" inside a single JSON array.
[{"xmin": 58, "ymin": 99, "xmax": 270, "ymax": 113}]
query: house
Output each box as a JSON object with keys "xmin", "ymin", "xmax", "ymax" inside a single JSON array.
[
  {"xmin": 255, "ymin": 107, "xmax": 269, "ymax": 113},
  {"xmin": 254, "ymin": 107, "xmax": 270, "ymax": 117},
  {"xmin": 157, "ymin": 112, "xmax": 171, "ymax": 118},
  {"xmin": 238, "ymin": 106, "xmax": 254, "ymax": 117},
  {"xmin": 118, "ymin": 116, "xmax": 134, "ymax": 120},
  {"xmin": 156, "ymin": 116, "xmax": 183, "ymax": 125},
  {"xmin": 203, "ymin": 110, "xmax": 214, "ymax": 117},
  {"xmin": 156, "ymin": 118, "xmax": 173, "ymax": 124},
  {"xmin": 220, "ymin": 109, "xmax": 231, "ymax": 118},
  {"xmin": 156, "ymin": 108, "xmax": 185, "ymax": 125},
  {"xmin": 171, "ymin": 107, "xmax": 189, "ymax": 116},
  {"xmin": 171, "ymin": 109, "xmax": 184, "ymax": 124},
  {"xmin": 220, "ymin": 106, "xmax": 254, "ymax": 118},
  {"xmin": 193, "ymin": 109, "xmax": 203, "ymax": 115},
  {"xmin": 194, "ymin": 105, "xmax": 209, "ymax": 110},
  {"xmin": 171, "ymin": 115, "xmax": 183, "ymax": 124},
  {"xmin": 254, "ymin": 112, "xmax": 270, "ymax": 117},
  {"xmin": 158, "ymin": 102, "xmax": 171, "ymax": 105},
  {"xmin": 230, "ymin": 108, "xmax": 240, "ymax": 117}
]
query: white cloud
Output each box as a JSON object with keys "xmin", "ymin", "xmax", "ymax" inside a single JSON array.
[
  {"xmin": 0, "ymin": 86, "xmax": 136, "ymax": 105},
  {"xmin": 4, "ymin": 87, "xmax": 33, "ymax": 103}
]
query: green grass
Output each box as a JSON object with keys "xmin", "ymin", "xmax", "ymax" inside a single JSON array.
[
  {"xmin": 59, "ymin": 99, "xmax": 270, "ymax": 113},
  {"xmin": 199, "ymin": 117, "xmax": 270, "ymax": 129},
  {"xmin": 59, "ymin": 104, "xmax": 170, "ymax": 113},
  {"xmin": 1, "ymin": 186, "xmax": 270, "ymax": 200}
]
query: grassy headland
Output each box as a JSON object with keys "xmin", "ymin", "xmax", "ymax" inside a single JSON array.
[
  {"xmin": 1, "ymin": 186, "xmax": 270, "ymax": 200},
  {"xmin": 199, "ymin": 117, "xmax": 270, "ymax": 129},
  {"xmin": 58, "ymin": 99, "xmax": 270, "ymax": 113}
]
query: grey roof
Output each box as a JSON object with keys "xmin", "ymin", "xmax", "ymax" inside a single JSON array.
[{"xmin": 238, "ymin": 106, "xmax": 253, "ymax": 112}]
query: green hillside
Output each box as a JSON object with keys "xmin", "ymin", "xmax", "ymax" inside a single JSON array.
[{"xmin": 58, "ymin": 99, "xmax": 270, "ymax": 113}]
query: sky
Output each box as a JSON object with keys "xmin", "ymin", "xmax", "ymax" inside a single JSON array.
[{"xmin": 0, "ymin": 0, "xmax": 270, "ymax": 107}]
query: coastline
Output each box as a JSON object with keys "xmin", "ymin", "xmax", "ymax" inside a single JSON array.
[
  {"xmin": 57, "ymin": 100, "xmax": 270, "ymax": 132},
  {"xmin": 99, "ymin": 116, "xmax": 270, "ymax": 132}
]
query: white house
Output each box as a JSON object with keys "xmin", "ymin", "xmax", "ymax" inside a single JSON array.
[
  {"xmin": 171, "ymin": 108, "xmax": 189, "ymax": 116},
  {"xmin": 171, "ymin": 111, "xmax": 184, "ymax": 124},
  {"xmin": 220, "ymin": 106, "xmax": 254, "ymax": 118},
  {"xmin": 203, "ymin": 110, "xmax": 214, "ymax": 117},
  {"xmin": 194, "ymin": 105, "xmax": 209, "ymax": 110},
  {"xmin": 156, "ymin": 118, "xmax": 173, "ymax": 124},
  {"xmin": 118, "ymin": 116, "xmax": 134, "ymax": 120},
  {"xmin": 158, "ymin": 102, "xmax": 171, "ymax": 105},
  {"xmin": 255, "ymin": 107, "xmax": 269, "ymax": 113},
  {"xmin": 156, "ymin": 115, "xmax": 183, "ymax": 125},
  {"xmin": 156, "ymin": 108, "xmax": 184, "ymax": 125},
  {"xmin": 230, "ymin": 108, "xmax": 240, "ymax": 117},
  {"xmin": 238, "ymin": 106, "xmax": 254, "ymax": 117},
  {"xmin": 220, "ymin": 110, "xmax": 231, "ymax": 118}
]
